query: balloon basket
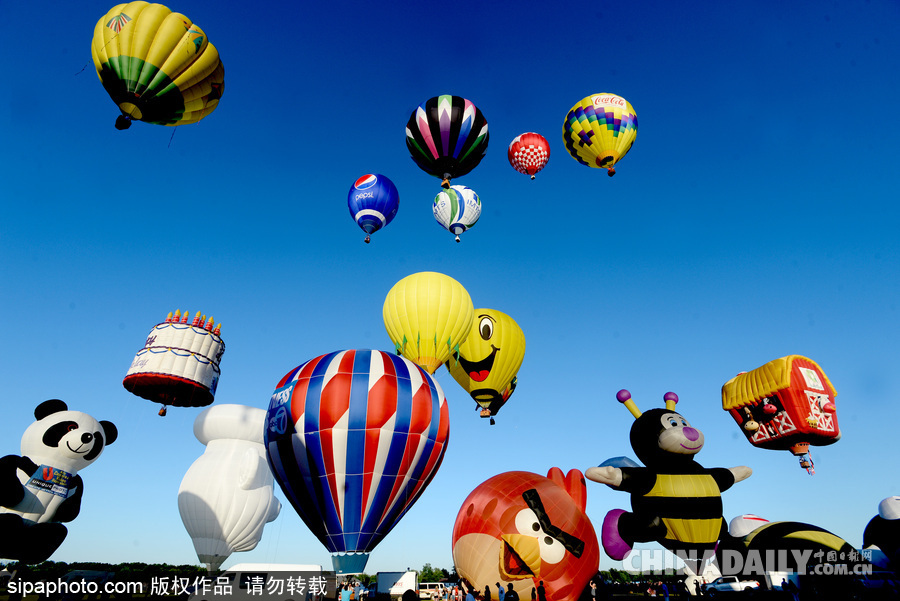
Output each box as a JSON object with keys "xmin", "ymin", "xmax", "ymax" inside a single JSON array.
[{"xmin": 332, "ymin": 551, "xmax": 369, "ymax": 575}]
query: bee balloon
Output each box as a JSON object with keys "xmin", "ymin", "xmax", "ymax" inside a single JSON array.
[{"xmin": 585, "ymin": 390, "xmax": 751, "ymax": 572}]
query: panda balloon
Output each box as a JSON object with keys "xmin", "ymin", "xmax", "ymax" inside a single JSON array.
[
  {"xmin": 586, "ymin": 390, "xmax": 751, "ymax": 572},
  {"xmin": 0, "ymin": 399, "xmax": 117, "ymax": 563}
]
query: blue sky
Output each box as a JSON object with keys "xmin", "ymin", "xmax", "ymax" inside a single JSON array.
[{"xmin": 1, "ymin": 0, "xmax": 899, "ymax": 576}]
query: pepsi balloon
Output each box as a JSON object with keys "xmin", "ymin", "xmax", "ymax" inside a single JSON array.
[{"xmin": 348, "ymin": 174, "xmax": 400, "ymax": 243}]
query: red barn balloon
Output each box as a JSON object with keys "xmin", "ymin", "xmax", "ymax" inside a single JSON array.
[
  {"xmin": 452, "ymin": 468, "xmax": 599, "ymax": 601},
  {"xmin": 722, "ymin": 355, "xmax": 839, "ymax": 474},
  {"xmin": 508, "ymin": 133, "xmax": 550, "ymax": 179}
]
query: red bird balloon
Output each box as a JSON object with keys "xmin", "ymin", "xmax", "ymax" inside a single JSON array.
[
  {"xmin": 452, "ymin": 468, "xmax": 599, "ymax": 601},
  {"xmin": 508, "ymin": 133, "xmax": 550, "ymax": 179}
]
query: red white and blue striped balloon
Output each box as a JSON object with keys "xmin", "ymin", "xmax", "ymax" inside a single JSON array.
[{"xmin": 264, "ymin": 349, "xmax": 450, "ymax": 574}]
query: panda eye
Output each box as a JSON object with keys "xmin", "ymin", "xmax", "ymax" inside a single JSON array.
[
  {"xmin": 478, "ymin": 317, "xmax": 494, "ymax": 340},
  {"xmin": 67, "ymin": 424, "xmax": 78, "ymax": 432}
]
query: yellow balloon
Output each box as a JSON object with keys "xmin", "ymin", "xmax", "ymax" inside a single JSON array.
[
  {"xmin": 445, "ymin": 309, "xmax": 526, "ymax": 419},
  {"xmin": 383, "ymin": 272, "xmax": 474, "ymax": 374},
  {"xmin": 562, "ymin": 93, "xmax": 637, "ymax": 176},
  {"xmin": 91, "ymin": 2, "xmax": 225, "ymax": 129}
]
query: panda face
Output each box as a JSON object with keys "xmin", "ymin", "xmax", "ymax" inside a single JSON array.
[
  {"xmin": 20, "ymin": 401, "xmax": 116, "ymax": 473},
  {"xmin": 42, "ymin": 419, "xmax": 108, "ymax": 462},
  {"xmin": 657, "ymin": 412, "xmax": 704, "ymax": 455}
]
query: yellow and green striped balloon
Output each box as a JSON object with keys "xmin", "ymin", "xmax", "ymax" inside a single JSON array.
[
  {"xmin": 562, "ymin": 93, "xmax": 637, "ymax": 176},
  {"xmin": 91, "ymin": 2, "xmax": 224, "ymax": 129}
]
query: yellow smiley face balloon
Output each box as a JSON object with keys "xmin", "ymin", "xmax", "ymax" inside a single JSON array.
[{"xmin": 445, "ymin": 308, "xmax": 526, "ymax": 420}]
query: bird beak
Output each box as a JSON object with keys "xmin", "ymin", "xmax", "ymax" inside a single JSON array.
[{"xmin": 499, "ymin": 534, "xmax": 541, "ymax": 580}]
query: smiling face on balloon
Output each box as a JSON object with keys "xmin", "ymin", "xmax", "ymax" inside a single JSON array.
[
  {"xmin": 451, "ymin": 468, "xmax": 599, "ymax": 601},
  {"xmin": 445, "ymin": 309, "xmax": 525, "ymax": 417}
]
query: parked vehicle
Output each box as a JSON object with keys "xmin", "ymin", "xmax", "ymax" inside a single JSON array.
[
  {"xmin": 701, "ymin": 575, "xmax": 760, "ymax": 597},
  {"xmin": 419, "ymin": 582, "xmax": 445, "ymax": 600},
  {"xmin": 376, "ymin": 571, "xmax": 419, "ymax": 600}
]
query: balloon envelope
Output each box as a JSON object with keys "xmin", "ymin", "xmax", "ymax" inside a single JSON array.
[
  {"xmin": 722, "ymin": 355, "xmax": 840, "ymax": 471},
  {"xmin": 406, "ymin": 95, "xmax": 489, "ymax": 185},
  {"xmin": 91, "ymin": 2, "xmax": 225, "ymax": 127},
  {"xmin": 178, "ymin": 404, "xmax": 281, "ymax": 572},
  {"xmin": 348, "ymin": 174, "xmax": 400, "ymax": 241},
  {"xmin": 383, "ymin": 272, "xmax": 475, "ymax": 374},
  {"xmin": 446, "ymin": 308, "xmax": 525, "ymax": 418},
  {"xmin": 264, "ymin": 350, "xmax": 450, "ymax": 574},
  {"xmin": 508, "ymin": 133, "xmax": 550, "ymax": 178},
  {"xmin": 717, "ymin": 519, "xmax": 859, "ymax": 578},
  {"xmin": 452, "ymin": 468, "xmax": 600, "ymax": 601},
  {"xmin": 433, "ymin": 185, "xmax": 481, "ymax": 242},
  {"xmin": 123, "ymin": 310, "xmax": 225, "ymax": 410},
  {"xmin": 562, "ymin": 93, "xmax": 637, "ymax": 176}
]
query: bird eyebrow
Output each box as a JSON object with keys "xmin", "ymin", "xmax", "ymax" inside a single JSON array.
[{"xmin": 521, "ymin": 488, "xmax": 585, "ymax": 557}]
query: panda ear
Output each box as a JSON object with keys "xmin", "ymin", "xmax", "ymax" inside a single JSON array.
[
  {"xmin": 100, "ymin": 421, "xmax": 118, "ymax": 445},
  {"xmin": 35, "ymin": 399, "xmax": 68, "ymax": 420}
]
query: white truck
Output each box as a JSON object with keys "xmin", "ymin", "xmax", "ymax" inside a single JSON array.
[
  {"xmin": 701, "ymin": 575, "xmax": 760, "ymax": 597},
  {"xmin": 376, "ymin": 571, "xmax": 418, "ymax": 600}
]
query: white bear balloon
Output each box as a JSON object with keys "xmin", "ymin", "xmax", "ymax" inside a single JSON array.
[{"xmin": 0, "ymin": 400, "xmax": 117, "ymax": 563}]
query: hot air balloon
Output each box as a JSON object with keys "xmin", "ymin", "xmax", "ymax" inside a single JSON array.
[
  {"xmin": 91, "ymin": 2, "xmax": 225, "ymax": 130},
  {"xmin": 406, "ymin": 95, "xmax": 489, "ymax": 188},
  {"xmin": 433, "ymin": 185, "xmax": 481, "ymax": 243},
  {"xmin": 864, "ymin": 497, "xmax": 900, "ymax": 572},
  {"xmin": 585, "ymin": 390, "xmax": 751, "ymax": 573},
  {"xmin": 383, "ymin": 272, "xmax": 474, "ymax": 374},
  {"xmin": 716, "ymin": 515, "xmax": 862, "ymax": 580},
  {"xmin": 0, "ymin": 400, "xmax": 117, "ymax": 564},
  {"xmin": 178, "ymin": 405, "xmax": 281, "ymax": 572},
  {"xmin": 123, "ymin": 309, "xmax": 225, "ymax": 416},
  {"xmin": 721, "ymin": 355, "xmax": 840, "ymax": 474},
  {"xmin": 348, "ymin": 174, "xmax": 400, "ymax": 243},
  {"xmin": 562, "ymin": 93, "xmax": 637, "ymax": 176},
  {"xmin": 508, "ymin": 133, "xmax": 550, "ymax": 179},
  {"xmin": 452, "ymin": 468, "xmax": 600, "ymax": 601},
  {"xmin": 264, "ymin": 350, "xmax": 450, "ymax": 575},
  {"xmin": 445, "ymin": 308, "xmax": 526, "ymax": 423}
]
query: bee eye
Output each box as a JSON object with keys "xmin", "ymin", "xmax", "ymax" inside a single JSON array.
[
  {"xmin": 669, "ymin": 418, "xmax": 679, "ymax": 427},
  {"xmin": 532, "ymin": 522, "xmax": 540, "ymax": 532},
  {"xmin": 479, "ymin": 317, "xmax": 494, "ymax": 340}
]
